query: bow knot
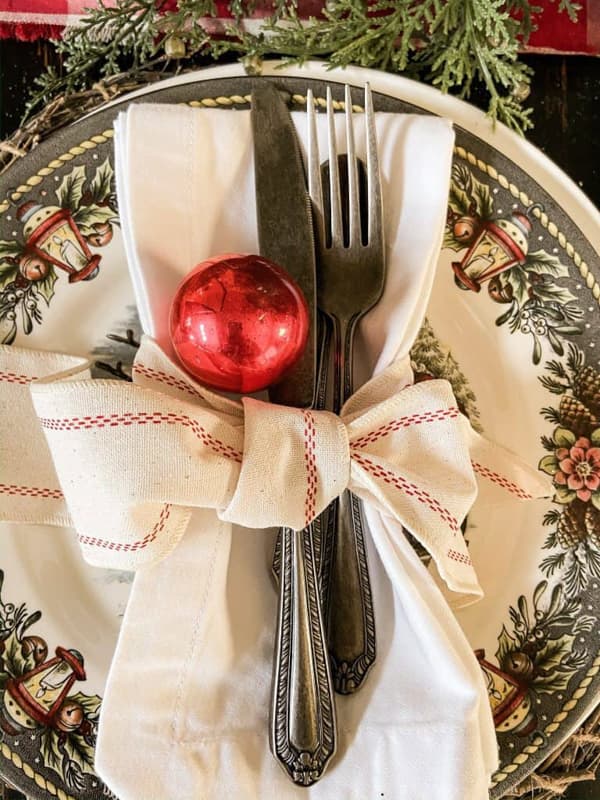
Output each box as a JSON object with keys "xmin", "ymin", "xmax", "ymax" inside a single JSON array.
[
  {"xmin": 0, "ymin": 336, "xmax": 549, "ymax": 600},
  {"xmin": 221, "ymin": 398, "xmax": 350, "ymax": 532}
]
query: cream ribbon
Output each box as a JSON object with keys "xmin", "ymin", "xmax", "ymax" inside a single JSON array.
[{"xmin": 0, "ymin": 337, "xmax": 551, "ymax": 599}]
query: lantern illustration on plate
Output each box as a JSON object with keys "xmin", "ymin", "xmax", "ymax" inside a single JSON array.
[
  {"xmin": 1, "ymin": 647, "xmax": 86, "ymax": 735},
  {"xmin": 16, "ymin": 202, "xmax": 100, "ymax": 282},
  {"xmin": 475, "ymin": 649, "xmax": 537, "ymax": 736},
  {"xmin": 452, "ymin": 205, "xmax": 542, "ymax": 292}
]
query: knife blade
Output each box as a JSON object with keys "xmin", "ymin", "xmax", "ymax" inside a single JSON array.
[
  {"xmin": 251, "ymin": 81, "xmax": 336, "ymax": 786},
  {"xmin": 251, "ymin": 82, "xmax": 316, "ymax": 409}
]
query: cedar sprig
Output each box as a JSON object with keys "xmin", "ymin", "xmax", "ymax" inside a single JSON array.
[{"xmin": 25, "ymin": 0, "xmax": 580, "ymax": 134}]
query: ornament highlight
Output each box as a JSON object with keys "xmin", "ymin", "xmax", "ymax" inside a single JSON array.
[{"xmin": 169, "ymin": 254, "xmax": 310, "ymax": 393}]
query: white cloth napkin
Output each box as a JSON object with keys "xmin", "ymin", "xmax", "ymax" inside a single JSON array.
[{"xmin": 89, "ymin": 101, "xmax": 499, "ymax": 800}]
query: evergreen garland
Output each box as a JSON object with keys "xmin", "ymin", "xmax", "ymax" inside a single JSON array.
[{"xmin": 26, "ymin": 0, "xmax": 580, "ymax": 133}]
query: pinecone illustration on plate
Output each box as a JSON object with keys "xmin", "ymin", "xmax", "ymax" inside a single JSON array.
[
  {"xmin": 556, "ymin": 504, "xmax": 587, "ymax": 550},
  {"xmin": 559, "ymin": 395, "xmax": 598, "ymax": 438},
  {"xmin": 573, "ymin": 364, "xmax": 600, "ymax": 418},
  {"xmin": 584, "ymin": 505, "xmax": 600, "ymax": 549}
]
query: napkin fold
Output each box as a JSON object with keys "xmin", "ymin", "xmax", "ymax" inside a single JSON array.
[
  {"xmin": 102, "ymin": 101, "xmax": 499, "ymax": 800},
  {"xmin": 0, "ymin": 98, "xmax": 550, "ymax": 799}
]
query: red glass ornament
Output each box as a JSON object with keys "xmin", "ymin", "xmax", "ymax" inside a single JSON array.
[{"xmin": 169, "ymin": 253, "xmax": 310, "ymax": 393}]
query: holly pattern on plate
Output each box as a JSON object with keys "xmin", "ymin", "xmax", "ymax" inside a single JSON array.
[
  {"xmin": 0, "ymin": 160, "xmax": 118, "ymax": 345},
  {"xmin": 0, "ymin": 570, "xmax": 104, "ymax": 793},
  {"xmin": 441, "ymin": 163, "xmax": 600, "ymax": 741},
  {"xmin": 444, "ymin": 164, "xmax": 584, "ymax": 364},
  {"xmin": 479, "ymin": 580, "xmax": 592, "ymax": 736}
]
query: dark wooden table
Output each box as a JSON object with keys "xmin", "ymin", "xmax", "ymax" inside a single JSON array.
[{"xmin": 1, "ymin": 39, "xmax": 599, "ymax": 800}]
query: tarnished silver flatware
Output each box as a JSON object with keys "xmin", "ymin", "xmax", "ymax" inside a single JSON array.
[
  {"xmin": 251, "ymin": 81, "xmax": 336, "ymax": 786},
  {"xmin": 308, "ymin": 84, "xmax": 385, "ymax": 694}
]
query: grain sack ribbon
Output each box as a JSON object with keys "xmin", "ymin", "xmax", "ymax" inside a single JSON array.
[{"xmin": 2, "ymin": 336, "xmax": 550, "ymax": 599}]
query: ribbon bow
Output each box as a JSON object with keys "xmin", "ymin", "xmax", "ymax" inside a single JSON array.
[{"xmin": 9, "ymin": 336, "xmax": 546, "ymax": 600}]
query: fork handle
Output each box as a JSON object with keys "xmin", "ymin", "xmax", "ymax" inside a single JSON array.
[
  {"xmin": 271, "ymin": 524, "xmax": 336, "ymax": 785},
  {"xmin": 321, "ymin": 315, "xmax": 377, "ymax": 694}
]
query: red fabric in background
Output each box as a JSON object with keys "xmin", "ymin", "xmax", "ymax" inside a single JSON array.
[
  {"xmin": 527, "ymin": 0, "xmax": 600, "ymax": 54},
  {"xmin": 0, "ymin": 0, "xmax": 598, "ymax": 53}
]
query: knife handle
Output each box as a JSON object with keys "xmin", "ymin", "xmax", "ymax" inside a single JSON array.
[{"xmin": 270, "ymin": 524, "xmax": 336, "ymax": 786}]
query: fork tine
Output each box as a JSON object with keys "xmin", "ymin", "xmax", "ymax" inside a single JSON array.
[
  {"xmin": 327, "ymin": 87, "xmax": 343, "ymax": 248},
  {"xmin": 307, "ymin": 89, "xmax": 325, "ymax": 248},
  {"xmin": 345, "ymin": 85, "xmax": 360, "ymax": 248},
  {"xmin": 365, "ymin": 83, "xmax": 383, "ymax": 248}
]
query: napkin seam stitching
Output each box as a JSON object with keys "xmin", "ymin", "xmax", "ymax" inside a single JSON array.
[{"xmin": 171, "ymin": 518, "xmax": 226, "ymax": 747}]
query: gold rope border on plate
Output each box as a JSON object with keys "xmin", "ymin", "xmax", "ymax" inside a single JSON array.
[
  {"xmin": 0, "ymin": 741, "xmax": 77, "ymax": 800},
  {"xmin": 1, "ymin": 95, "xmax": 599, "ymax": 791},
  {"xmin": 453, "ymin": 143, "xmax": 600, "ymax": 787},
  {"xmin": 491, "ymin": 652, "xmax": 600, "ymax": 786},
  {"xmin": 0, "ymin": 132, "xmax": 114, "ymax": 214}
]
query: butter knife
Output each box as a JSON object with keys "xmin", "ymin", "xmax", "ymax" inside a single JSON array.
[{"xmin": 251, "ymin": 82, "xmax": 336, "ymax": 786}]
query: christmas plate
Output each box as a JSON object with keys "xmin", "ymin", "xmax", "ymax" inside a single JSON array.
[{"xmin": 1, "ymin": 61, "xmax": 600, "ymax": 800}]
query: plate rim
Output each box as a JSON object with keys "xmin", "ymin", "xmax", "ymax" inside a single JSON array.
[{"xmin": 2, "ymin": 60, "xmax": 600, "ymax": 799}]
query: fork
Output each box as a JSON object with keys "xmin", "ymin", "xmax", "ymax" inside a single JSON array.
[{"xmin": 307, "ymin": 84, "xmax": 385, "ymax": 694}]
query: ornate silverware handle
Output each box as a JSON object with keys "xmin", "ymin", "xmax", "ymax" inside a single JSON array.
[
  {"xmin": 271, "ymin": 524, "xmax": 336, "ymax": 786},
  {"xmin": 320, "ymin": 315, "xmax": 377, "ymax": 695}
]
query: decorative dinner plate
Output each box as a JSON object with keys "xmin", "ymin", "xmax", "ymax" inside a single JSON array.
[{"xmin": 1, "ymin": 61, "xmax": 600, "ymax": 800}]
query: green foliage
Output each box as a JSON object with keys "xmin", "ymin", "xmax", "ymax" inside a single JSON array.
[
  {"xmin": 410, "ymin": 318, "xmax": 482, "ymax": 430},
  {"xmin": 40, "ymin": 729, "xmax": 65, "ymax": 774},
  {"xmin": 448, "ymin": 163, "xmax": 493, "ymax": 220},
  {"xmin": 495, "ymin": 624, "xmax": 518, "ymax": 667},
  {"xmin": 69, "ymin": 691, "xmax": 102, "ymax": 722},
  {"xmin": 56, "ymin": 165, "xmax": 87, "ymax": 210},
  {"xmin": 0, "ymin": 260, "xmax": 19, "ymax": 291},
  {"xmin": 504, "ymin": 267, "xmax": 530, "ymax": 305},
  {"xmin": 25, "ymin": 0, "xmax": 580, "ymax": 135},
  {"xmin": 63, "ymin": 730, "xmax": 96, "ymax": 775},
  {"xmin": 0, "ymin": 240, "xmax": 23, "ymax": 260},
  {"xmin": 73, "ymin": 204, "xmax": 117, "ymax": 235},
  {"xmin": 526, "ymin": 249, "xmax": 570, "ymax": 280},
  {"xmin": 35, "ymin": 267, "xmax": 58, "ymax": 306},
  {"xmin": 532, "ymin": 633, "xmax": 580, "ymax": 693},
  {"xmin": 0, "ymin": 630, "xmax": 36, "ymax": 678},
  {"xmin": 88, "ymin": 158, "xmax": 114, "ymax": 203}
]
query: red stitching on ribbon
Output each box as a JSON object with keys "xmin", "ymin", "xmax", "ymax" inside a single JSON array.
[
  {"xmin": 38, "ymin": 411, "xmax": 243, "ymax": 463},
  {"xmin": 0, "ymin": 370, "xmax": 36, "ymax": 385},
  {"xmin": 447, "ymin": 548, "xmax": 472, "ymax": 566},
  {"xmin": 78, "ymin": 503, "xmax": 172, "ymax": 553},
  {"xmin": 352, "ymin": 451, "xmax": 459, "ymax": 534},
  {"xmin": 302, "ymin": 411, "xmax": 318, "ymax": 526},
  {"xmin": 132, "ymin": 363, "xmax": 203, "ymax": 400},
  {"xmin": 352, "ymin": 406, "xmax": 460, "ymax": 449},
  {"xmin": 472, "ymin": 461, "xmax": 534, "ymax": 500},
  {"xmin": 0, "ymin": 483, "xmax": 63, "ymax": 500}
]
